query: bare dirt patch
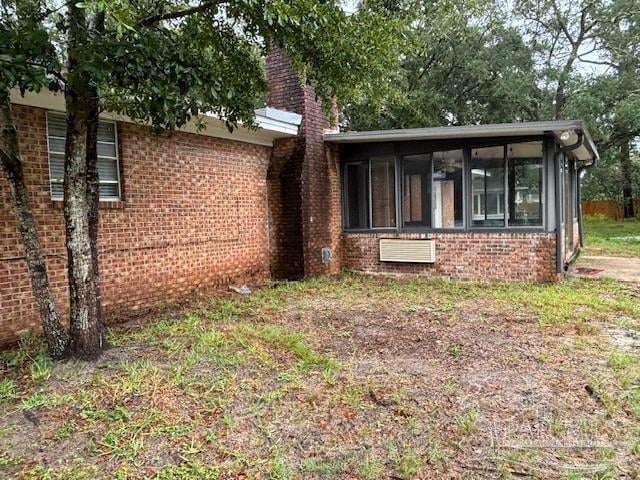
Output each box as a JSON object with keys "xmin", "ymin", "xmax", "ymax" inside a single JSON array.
[{"xmin": 1, "ymin": 275, "xmax": 639, "ymax": 479}]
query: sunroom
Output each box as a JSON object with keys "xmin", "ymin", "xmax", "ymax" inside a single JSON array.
[{"xmin": 325, "ymin": 120, "xmax": 598, "ymax": 282}]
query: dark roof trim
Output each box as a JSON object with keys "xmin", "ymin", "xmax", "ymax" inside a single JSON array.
[{"xmin": 324, "ymin": 120, "xmax": 599, "ymax": 162}]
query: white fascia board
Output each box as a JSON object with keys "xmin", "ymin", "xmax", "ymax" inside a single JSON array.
[
  {"xmin": 10, "ymin": 89, "xmax": 299, "ymax": 147},
  {"xmin": 255, "ymin": 107, "xmax": 302, "ymax": 126},
  {"xmin": 254, "ymin": 113, "xmax": 300, "ymax": 135}
]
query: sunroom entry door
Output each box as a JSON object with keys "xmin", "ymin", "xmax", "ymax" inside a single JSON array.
[{"xmin": 402, "ymin": 154, "xmax": 431, "ymax": 228}]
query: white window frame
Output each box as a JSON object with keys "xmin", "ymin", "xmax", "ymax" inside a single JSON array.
[
  {"xmin": 46, "ymin": 112, "xmax": 122, "ymax": 201},
  {"xmin": 472, "ymin": 191, "xmax": 504, "ymax": 220}
]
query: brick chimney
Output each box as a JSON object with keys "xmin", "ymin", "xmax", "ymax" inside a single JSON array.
[{"xmin": 266, "ymin": 48, "xmax": 342, "ymax": 280}]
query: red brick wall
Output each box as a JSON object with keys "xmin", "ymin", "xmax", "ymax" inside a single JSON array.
[
  {"xmin": 265, "ymin": 49, "xmax": 306, "ymax": 279},
  {"xmin": 344, "ymin": 232, "xmax": 558, "ymax": 282},
  {"xmin": 267, "ymin": 136, "xmax": 305, "ymax": 280},
  {"xmin": 0, "ymin": 105, "xmax": 272, "ymax": 345},
  {"xmin": 299, "ymin": 87, "xmax": 343, "ymax": 277},
  {"xmin": 266, "ymin": 48, "xmax": 342, "ymax": 278}
]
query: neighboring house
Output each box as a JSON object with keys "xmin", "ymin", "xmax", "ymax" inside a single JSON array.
[{"xmin": 0, "ymin": 50, "xmax": 597, "ymax": 345}]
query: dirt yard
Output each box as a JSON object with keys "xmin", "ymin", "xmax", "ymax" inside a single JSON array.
[{"xmin": 1, "ymin": 274, "xmax": 640, "ymax": 479}]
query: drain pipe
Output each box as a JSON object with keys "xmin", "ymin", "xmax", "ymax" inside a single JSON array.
[
  {"xmin": 557, "ymin": 132, "xmax": 584, "ymax": 272},
  {"xmin": 554, "ymin": 149, "xmax": 563, "ymax": 274},
  {"xmin": 576, "ymin": 163, "xmax": 593, "ymax": 248},
  {"xmin": 559, "ymin": 132, "xmax": 596, "ymax": 250}
]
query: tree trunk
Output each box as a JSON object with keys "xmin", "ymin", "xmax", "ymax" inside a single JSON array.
[
  {"xmin": 620, "ymin": 140, "xmax": 635, "ymax": 218},
  {"xmin": 0, "ymin": 92, "xmax": 69, "ymax": 358},
  {"xmin": 64, "ymin": 5, "xmax": 105, "ymax": 359},
  {"xmin": 554, "ymin": 81, "xmax": 567, "ymax": 120}
]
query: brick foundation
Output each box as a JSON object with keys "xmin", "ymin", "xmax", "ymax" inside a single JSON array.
[{"xmin": 343, "ymin": 232, "xmax": 558, "ymax": 282}]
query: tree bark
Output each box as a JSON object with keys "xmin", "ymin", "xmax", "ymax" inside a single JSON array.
[
  {"xmin": 0, "ymin": 92, "xmax": 70, "ymax": 358},
  {"xmin": 64, "ymin": 5, "xmax": 105, "ymax": 359},
  {"xmin": 619, "ymin": 140, "xmax": 635, "ymax": 218},
  {"xmin": 554, "ymin": 44, "xmax": 579, "ymax": 120}
]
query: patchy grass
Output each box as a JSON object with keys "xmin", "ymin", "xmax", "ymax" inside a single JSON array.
[
  {"xmin": 584, "ymin": 215, "xmax": 640, "ymax": 257},
  {"xmin": 491, "ymin": 276, "xmax": 640, "ymax": 328},
  {"xmin": 1, "ymin": 273, "xmax": 640, "ymax": 479}
]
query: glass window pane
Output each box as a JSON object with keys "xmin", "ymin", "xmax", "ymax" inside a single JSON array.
[
  {"xmin": 49, "ymin": 153, "xmax": 65, "ymax": 181},
  {"xmin": 371, "ymin": 156, "xmax": 396, "ymax": 228},
  {"xmin": 508, "ymin": 142, "xmax": 543, "ymax": 226},
  {"xmin": 48, "ymin": 137, "xmax": 65, "ymax": 154},
  {"xmin": 345, "ymin": 162, "xmax": 369, "ymax": 229},
  {"xmin": 47, "ymin": 112, "xmax": 121, "ymax": 201},
  {"xmin": 471, "ymin": 146, "xmax": 505, "ymax": 227},
  {"xmin": 97, "ymin": 122, "xmax": 116, "ymax": 142},
  {"xmin": 98, "ymin": 158, "xmax": 119, "ymax": 182},
  {"xmin": 99, "ymin": 182, "xmax": 120, "ymax": 198},
  {"xmin": 47, "ymin": 113, "xmax": 66, "ymax": 138},
  {"xmin": 402, "ymin": 154, "xmax": 431, "ymax": 227},
  {"xmin": 97, "ymin": 142, "xmax": 117, "ymax": 158},
  {"xmin": 563, "ymin": 157, "xmax": 574, "ymax": 253},
  {"xmin": 433, "ymin": 149, "xmax": 463, "ymax": 228},
  {"xmin": 51, "ymin": 181, "xmax": 64, "ymax": 199}
]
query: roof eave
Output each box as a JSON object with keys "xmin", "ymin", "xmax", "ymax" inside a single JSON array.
[
  {"xmin": 325, "ymin": 120, "xmax": 598, "ymax": 162},
  {"xmin": 10, "ymin": 88, "xmax": 300, "ymax": 146}
]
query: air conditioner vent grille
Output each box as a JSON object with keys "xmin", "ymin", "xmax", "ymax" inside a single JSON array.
[{"xmin": 379, "ymin": 239, "xmax": 436, "ymax": 263}]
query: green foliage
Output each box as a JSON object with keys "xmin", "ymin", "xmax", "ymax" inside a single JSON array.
[
  {"xmin": 0, "ymin": 379, "xmax": 15, "ymax": 403},
  {"xmin": 346, "ymin": 0, "xmax": 543, "ymax": 130},
  {"xmin": 356, "ymin": 456, "xmax": 384, "ymax": 480},
  {"xmin": 0, "ymin": 0, "xmax": 63, "ymax": 96},
  {"xmin": 455, "ymin": 408, "xmax": 479, "ymax": 435},
  {"xmin": 56, "ymin": 420, "xmax": 78, "ymax": 439},
  {"xmin": 234, "ymin": 323, "xmax": 338, "ymax": 372},
  {"xmin": 2, "ymin": 0, "xmax": 402, "ymax": 130},
  {"xmin": 301, "ymin": 458, "xmax": 345, "ymax": 477},
  {"xmin": 19, "ymin": 390, "xmax": 59, "ymax": 410},
  {"xmin": 347, "ymin": 0, "xmax": 640, "ymax": 205},
  {"xmin": 29, "ymin": 353, "xmax": 53, "ymax": 383},
  {"xmin": 447, "ymin": 344, "xmax": 463, "ymax": 358},
  {"xmin": 581, "ymin": 149, "xmax": 640, "ymax": 202},
  {"xmin": 268, "ymin": 454, "xmax": 292, "ymax": 480},
  {"xmin": 394, "ymin": 446, "xmax": 425, "ymax": 478}
]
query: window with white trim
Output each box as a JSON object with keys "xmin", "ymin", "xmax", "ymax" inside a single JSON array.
[{"xmin": 47, "ymin": 112, "xmax": 121, "ymax": 200}]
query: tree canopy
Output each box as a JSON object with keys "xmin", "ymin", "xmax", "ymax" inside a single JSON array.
[
  {"xmin": 2, "ymin": 0, "xmax": 403, "ymax": 130},
  {"xmin": 0, "ymin": 0, "xmax": 403, "ymax": 359},
  {"xmin": 345, "ymin": 0, "xmax": 640, "ymax": 208}
]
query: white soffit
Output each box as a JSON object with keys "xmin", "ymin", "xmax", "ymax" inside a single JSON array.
[{"xmin": 10, "ymin": 89, "xmax": 300, "ymax": 147}]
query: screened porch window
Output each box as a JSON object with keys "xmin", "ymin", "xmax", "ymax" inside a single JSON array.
[
  {"xmin": 471, "ymin": 141, "xmax": 544, "ymax": 228},
  {"xmin": 471, "ymin": 146, "xmax": 506, "ymax": 227},
  {"xmin": 371, "ymin": 156, "xmax": 396, "ymax": 228},
  {"xmin": 345, "ymin": 162, "xmax": 369, "ymax": 229},
  {"xmin": 433, "ymin": 150, "xmax": 463, "ymax": 228},
  {"xmin": 402, "ymin": 154, "xmax": 431, "ymax": 227},
  {"xmin": 342, "ymin": 140, "xmax": 544, "ymax": 231},
  {"xmin": 507, "ymin": 142, "xmax": 543, "ymax": 226},
  {"xmin": 344, "ymin": 156, "xmax": 396, "ymax": 229},
  {"xmin": 47, "ymin": 112, "xmax": 121, "ymax": 201}
]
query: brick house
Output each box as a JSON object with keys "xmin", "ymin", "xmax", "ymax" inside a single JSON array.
[{"xmin": 0, "ymin": 51, "xmax": 597, "ymax": 346}]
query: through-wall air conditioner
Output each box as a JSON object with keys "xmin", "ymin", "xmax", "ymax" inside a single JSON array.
[{"xmin": 379, "ymin": 239, "xmax": 436, "ymax": 263}]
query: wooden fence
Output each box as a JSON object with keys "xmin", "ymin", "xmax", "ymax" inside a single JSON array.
[{"xmin": 582, "ymin": 199, "xmax": 640, "ymax": 220}]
